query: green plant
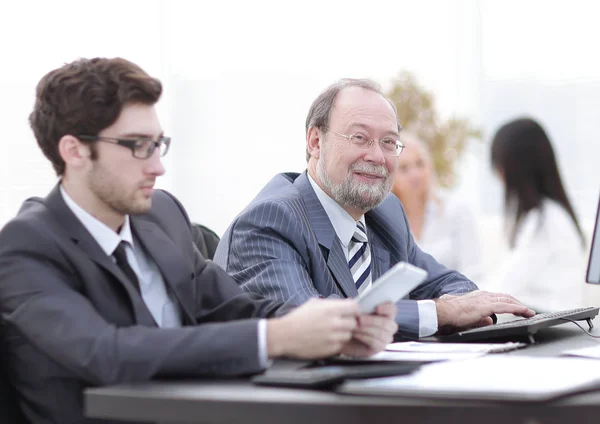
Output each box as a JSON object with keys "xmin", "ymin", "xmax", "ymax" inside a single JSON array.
[{"xmin": 386, "ymin": 71, "xmax": 481, "ymax": 188}]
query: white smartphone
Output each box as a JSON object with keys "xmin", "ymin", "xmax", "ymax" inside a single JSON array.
[{"xmin": 357, "ymin": 262, "xmax": 428, "ymax": 314}]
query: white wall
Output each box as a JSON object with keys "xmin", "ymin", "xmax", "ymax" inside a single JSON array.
[
  {"xmin": 0, "ymin": 0, "xmax": 171, "ymax": 224},
  {"xmin": 478, "ymin": 0, "xmax": 600, "ymax": 225},
  {"xmin": 162, "ymin": 0, "xmax": 484, "ymax": 234},
  {"xmin": 1, "ymin": 0, "xmax": 598, "ymax": 247}
]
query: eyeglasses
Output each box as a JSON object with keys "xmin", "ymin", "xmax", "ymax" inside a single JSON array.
[
  {"xmin": 322, "ymin": 127, "xmax": 404, "ymax": 156},
  {"xmin": 77, "ymin": 134, "xmax": 171, "ymax": 159}
]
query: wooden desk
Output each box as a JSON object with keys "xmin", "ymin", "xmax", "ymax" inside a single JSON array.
[{"xmin": 85, "ymin": 325, "xmax": 600, "ymax": 424}]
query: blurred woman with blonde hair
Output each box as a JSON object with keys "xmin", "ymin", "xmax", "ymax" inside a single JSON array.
[{"xmin": 392, "ymin": 132, "xmax": 483, "ymax": 281}]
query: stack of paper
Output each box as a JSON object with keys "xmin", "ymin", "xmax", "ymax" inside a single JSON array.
[
  {"xmin": 369, "ymin": 350, "xmax": 484, "ymax": 362},
  {"xmin": 340, "ymin": 355, "xmax": 600, "ymax": 401},
  {"xmin": 387, "ymin": 341, "xmax": 527, "ymax": 354},
  {"xmin": 368, "ymin": 341, "xmax": 526, "ymax": 362}
]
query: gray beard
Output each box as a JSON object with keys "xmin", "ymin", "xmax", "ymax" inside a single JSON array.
[{"xmin": 317, "ymin": 159, "xmax": 392, "ymax": 212}]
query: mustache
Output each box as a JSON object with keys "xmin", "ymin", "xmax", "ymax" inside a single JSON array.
[{"xmin": 349, "ymin": 162, "xmax": 388, "ymax": 178}]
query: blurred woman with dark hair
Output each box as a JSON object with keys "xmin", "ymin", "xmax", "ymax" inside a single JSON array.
[{"xmin": 485, "ymin": 117, "xmax": 586, "ymax": 312}]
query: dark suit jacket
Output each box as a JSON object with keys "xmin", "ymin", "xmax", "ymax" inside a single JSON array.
[
  {"xmin": 191, "ymin": 223, "xmax": 220, "ymax": 260},
  {"xmin": 0, "ymin": 185, "xmax": 285, "ymax": 424},
  {"xmin": 214, "ymin": 172, "xmax": 478, "ymax": 339}
]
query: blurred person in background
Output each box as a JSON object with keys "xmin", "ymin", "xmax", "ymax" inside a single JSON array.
[
  {"xmin": 391, "ymin": 132, "xmax": 483, "ymax": 281},
  {"xmin": 482, "ymin": 117, "xmax": 587, "ymax": 312}
]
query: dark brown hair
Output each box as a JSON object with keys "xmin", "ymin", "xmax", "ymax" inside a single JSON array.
[
  {"xmin": 491, "ymin": 117, "xmax": 585, "ymax": 247},
  {"xmin": 29, "ymin": 57, "xmax": 162, "ymax": 175}
]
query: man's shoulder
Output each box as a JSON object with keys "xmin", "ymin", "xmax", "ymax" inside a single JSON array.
[
  {"xmin": 149, "ymin": 189, "xmax": 184, "ymax": 214},
  {"xmin": 142, "ymin": 189, "xmax": 192, "ymax": 230},
  {"xmin": 377, "ymin": 192, "xmax": 404, "ymax": 211},
  {"xmin": 369, "ymin": 193, "xmax": 406, "ymax": 223},
  {"xmin": 253, "ymin": 172, "xmax": 304, "ymax": 202},
  {"xmin": 0, "ymin": 196, "xmax": 59, "ymax": 251},
  {"xmin": 242, "ymin": 172, "xmax": 306, "ymax": 212},
  {"xmin": 222, "ymin": 173, "xmax": 311, "ymax": 237},
  {"xmin": 11, "ymin": 195, "xmax": 52, "ymax": 230}
]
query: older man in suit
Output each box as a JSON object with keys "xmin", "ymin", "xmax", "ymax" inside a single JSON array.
[
  {"xmin": 0, "ymin": 60, "xmax": 398, "ymax": 424},
  {"xmin": 214, "ymin": 78, "xmax": 535, "ymax": 340}
]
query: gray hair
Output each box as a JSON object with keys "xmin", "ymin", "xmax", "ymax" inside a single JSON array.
[{"xmin": 304, "ymin": 78, "xmax": 401, "ymax": 162}]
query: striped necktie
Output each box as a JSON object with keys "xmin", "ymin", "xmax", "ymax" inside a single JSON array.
[{"xmin": 348, "ymin": 221, "xmax": 372, "ymax": 293}]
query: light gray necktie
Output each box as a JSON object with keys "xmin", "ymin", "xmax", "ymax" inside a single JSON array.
[{"xmin": 348, "ymin": 222, "xmax": 372, "ymax": 293}]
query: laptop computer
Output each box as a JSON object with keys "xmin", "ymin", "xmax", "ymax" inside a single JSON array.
[{"xmin": 439, "ymin": 195, "xmax": 600, "ymax": 343}]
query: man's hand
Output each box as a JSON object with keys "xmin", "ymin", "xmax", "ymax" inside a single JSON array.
[
  {"xmin": 266, "ymin": 298, "xmax": 360, "ymax": 359},
  {"xmin": 435, "ymin": 290, "xmax": 535, "ymax": 333},
  {"xmin": 340, "ymin": 302, "xmax": 399, "ymax": 357}
]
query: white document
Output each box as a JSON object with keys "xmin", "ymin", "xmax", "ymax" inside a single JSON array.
[
  {"xmin": 339, "ymin": 356, "xmax": 600, "ymax": 401},
  {"xmin": 563, "ymin": 344, "xmax": 600, "ymax": 359},
  {"xmin": 386, "ymin": 341, "xmax": 527, "ymax": 354},
  {"xmin": 369, "ymin": 350, "xmax": 485, "ymax": 362}
]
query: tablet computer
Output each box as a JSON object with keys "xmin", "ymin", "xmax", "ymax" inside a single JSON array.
[
  {"xmin": 357, "ymin": 261, "xmax": 428, "ymax": 313},
  {"xmin": 252, "ymin": 362, "xmax": 422, "ymax": 389}
]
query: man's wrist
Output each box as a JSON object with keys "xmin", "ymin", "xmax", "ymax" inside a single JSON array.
[
  {"xmin": 434, "ymin": 296, "xmax": 453, "ymax": 329},
  {"xmin": 266, "ymin": 317, "xmax": 287, "ymax": 358}
]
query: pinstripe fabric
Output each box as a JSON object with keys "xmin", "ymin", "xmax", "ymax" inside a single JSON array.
[{"xmin": 214, "ymin": 171, "xmax": 478, "ymax": 339}]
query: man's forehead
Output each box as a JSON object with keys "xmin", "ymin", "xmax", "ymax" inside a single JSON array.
[
  {"xmin": 106, "ymin": 104, "xmax": 162, "ymax": 136},
  {"xmin": 330, "ymin": 87, "xmax": 397, "ymax": 125}
]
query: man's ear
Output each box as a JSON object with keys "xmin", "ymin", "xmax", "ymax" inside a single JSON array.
[
  {"xmin": 306, "ymin": 126, "xmax": 323, "ymax": 160},
  {"xmin": 58, "ymin": 135, "xmax": 92, "ymax": 170}
]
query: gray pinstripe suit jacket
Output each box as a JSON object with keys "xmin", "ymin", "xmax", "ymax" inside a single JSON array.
[{"xmin": 214, "ymin": 172, "xmax": 478, "ymax": 339}]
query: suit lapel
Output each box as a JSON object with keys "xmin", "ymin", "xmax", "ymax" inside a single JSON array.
[
  {"xmin": 365, "ymin": 211, "xmax": 391, "ymax": 281},
  {"xmin": 294, "ymin": 173, "xmax": 358, "ymax": 298},
  {"xmin": 326, "ymin": 242, "xmax": 358, "ymax": 297},
  {"xmin": 368, "ymin": 231, "xmax": 391, "ymax": 281},
  {"xmin": 43, "ymin": 185, "xmax": 157, "ymax": 326},
  {"xmin": 130, "ymin": 218, "xmax": 196, "ymax": 325}
]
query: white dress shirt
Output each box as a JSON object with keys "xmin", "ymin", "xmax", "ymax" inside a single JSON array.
[
  {"xmin": 307, "ymin": 174, "xmax": 438, "ymax": 337},
  {"xmin": 480, "ymin": 198, "xmax": 587, "ymax": 312},
  {"xmin": 418, "ymin": 193, "xmax": 483, "ymax": 282}
]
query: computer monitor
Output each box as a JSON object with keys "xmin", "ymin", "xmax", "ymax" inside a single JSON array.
[{"xmin": 586, "ymin": 195, "xmax": 600, "ymax": 284}]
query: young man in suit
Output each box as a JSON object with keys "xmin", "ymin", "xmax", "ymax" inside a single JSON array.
[
  {"xmin": 214, "ymin": 79, "xmax": 535, "ymax": 340},
  {"xmin": 0, "ymin": 60, "xmax": 398, "ymax": 424}
]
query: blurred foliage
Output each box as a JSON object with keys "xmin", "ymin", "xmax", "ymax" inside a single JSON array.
[{"xmin": 386, "ymin": 71, "xmax": 482, "ymax": 188}]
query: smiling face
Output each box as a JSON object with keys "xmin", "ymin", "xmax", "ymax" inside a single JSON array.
[
  {"xmin": 308, "ymin": 86, "xmax": 399, "ymax": 218},
  {"xmin": 62, "ymin": 103, "xmax": 166, "ymax": 230}
]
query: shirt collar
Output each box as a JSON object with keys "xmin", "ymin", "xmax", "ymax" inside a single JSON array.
[
  {"xmin": 307, "ymin": 173, "xmax": 366, "ymax": 248},
  {"xmin": 60, "ymin": 185, "xmax": 134, "ymax": 256}
]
